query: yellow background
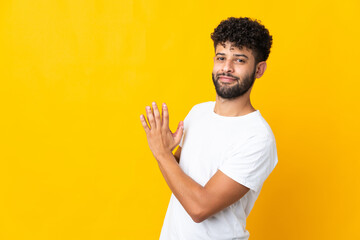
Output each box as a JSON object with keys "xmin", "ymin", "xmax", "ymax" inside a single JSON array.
[{"xmin": 1, "ymin": 0, "xmax": 359, "ymax": 239}]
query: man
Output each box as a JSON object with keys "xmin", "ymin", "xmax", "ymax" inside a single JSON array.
[{"xmin": 140, "ymin": 17, "xmax": 278, "ymax": 239}]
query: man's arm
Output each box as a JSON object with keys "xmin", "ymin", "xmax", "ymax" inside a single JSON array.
[
  {"xmin": 156, "ymin": 152, "xmax": 249, "ymax": 223},
  {"xmin": 140, "ymin": 102, "xmax": 249, "ymax": 223}
]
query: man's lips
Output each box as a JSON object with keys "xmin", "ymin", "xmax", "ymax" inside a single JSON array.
[{"xmin": 218, "ymin": 76, "xmax": 237, "ymax": 83}]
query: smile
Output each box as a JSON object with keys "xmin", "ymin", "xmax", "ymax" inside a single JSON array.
[{"xmin": 218, "ymin": 76, "xmax": 237, "ymax": 83}]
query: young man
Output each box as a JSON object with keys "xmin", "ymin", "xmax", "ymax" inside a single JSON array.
[{"xmin": 140, "ymin": 17, "xmax": 278, "ymax": 239}]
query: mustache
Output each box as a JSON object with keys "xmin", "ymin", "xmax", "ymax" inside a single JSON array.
[{"xmin": 216, "ymin": 73, "xmax": 240, "ymax": 81}]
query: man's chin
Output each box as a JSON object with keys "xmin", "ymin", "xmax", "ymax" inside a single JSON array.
[{"xmin": 216, "ymin": 90, "xmax": 238, "ymax": 99}]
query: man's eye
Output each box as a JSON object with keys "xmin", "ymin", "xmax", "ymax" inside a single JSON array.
[
  {"xmin": 236, "ymin": 59, "xmax": 245, "ymax": 63},
  {"xmin": 216, "ymin": 57, "xmax": 225, "ymax": 61}
]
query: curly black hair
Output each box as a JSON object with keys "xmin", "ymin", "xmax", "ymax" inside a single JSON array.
[{"xmin": 211, "ymin": 17, "xmax": 273, "ymax": 64}]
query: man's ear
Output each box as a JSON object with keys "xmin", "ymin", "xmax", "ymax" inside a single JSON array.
[{"xmin": 255, "ymin": 61, "xmax": 267, "ymax": 79}]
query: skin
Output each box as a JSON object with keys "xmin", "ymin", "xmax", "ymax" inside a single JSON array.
[
  {"xmin": 212, "ymin": 41, "xmax": 267, "ymax": 116},
  {"xmin": 140, "ymin": 41, "xmax": 267, "ymax": 223}
]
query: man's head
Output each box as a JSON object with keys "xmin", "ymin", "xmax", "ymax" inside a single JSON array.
[
  {"xmin": 211, "ymin": 17, "xmax": 272, "ymax": 99},
  {"xmin": 211, "ymin": 17, "xmax": 272, "ymax": 65}
]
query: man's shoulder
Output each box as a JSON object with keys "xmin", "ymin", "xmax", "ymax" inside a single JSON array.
[{"xmin": 254, "ymin": 113, "xmax": 276, "ymax": 139}]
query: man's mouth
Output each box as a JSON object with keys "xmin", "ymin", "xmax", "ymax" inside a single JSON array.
[{"xmin": 218, "ymin": 76, "xmax": 237, "ymax": 83}]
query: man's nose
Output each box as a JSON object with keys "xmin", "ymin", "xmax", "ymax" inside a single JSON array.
[{"xmin": 222, "ymin": 60, "xmax": 234, "ymax": 73}]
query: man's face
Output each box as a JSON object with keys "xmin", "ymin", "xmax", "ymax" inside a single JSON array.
[{"xmin": 212, "ymin": 41, "xmax": 257, "ymax": 99}]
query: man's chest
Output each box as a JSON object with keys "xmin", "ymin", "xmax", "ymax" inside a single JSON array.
[{"xmin": 179, "ymin": 120, "xmax": 249, "ymax": 186}]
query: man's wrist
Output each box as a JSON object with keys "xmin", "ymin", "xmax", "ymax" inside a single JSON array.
[{"xmin": 155, "ymin": 150, "xmax": 175, "ymax": 163}]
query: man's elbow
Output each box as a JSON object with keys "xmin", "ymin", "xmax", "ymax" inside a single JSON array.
[
  {"xmin": 189, "ymin": 207, "xmax": 209, "ymax": 223},
  {"xmin": 188, "ymin": 188, "xmax": 214, "ymax": 223},
  {"xmin": 190, "ymin": 213, "xmax": 206, "ymax": 223}
]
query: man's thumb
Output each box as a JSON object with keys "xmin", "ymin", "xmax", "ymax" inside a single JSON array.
[{"xmin": 174, "ymin": 121, "xmax": 184, "ymax": 143}]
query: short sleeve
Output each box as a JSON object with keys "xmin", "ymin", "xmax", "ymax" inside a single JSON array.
[{"xmin": 219, "ymin": 135, "xmax": 278, "ymax": 192}]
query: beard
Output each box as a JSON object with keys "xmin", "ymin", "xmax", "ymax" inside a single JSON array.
[{"xmin": 212, "ymin": 70, "xmax": 256, "ymax": 99}]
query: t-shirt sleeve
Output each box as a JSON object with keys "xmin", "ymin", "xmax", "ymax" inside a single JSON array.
[{"xmin": 219, "ymin": 134, "xmax": 278, "ymax": 192}]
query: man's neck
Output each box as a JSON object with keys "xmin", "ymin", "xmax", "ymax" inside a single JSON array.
[{"xmin": 214, "ymin": 94, "xmax": 256, "ymax": 117}]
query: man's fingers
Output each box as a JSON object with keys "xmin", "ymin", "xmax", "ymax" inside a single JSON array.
[
  {"xmin": 140, "ymin": 114, "xmax": 150, "ymax": 133},
  {"xmin": 152, "ymin": 102, "xmax": 161, "ymax": 129},
  {"xmin": 146, "ymin": 106, "xmax": 156, "ymax": 129},
  {"xmin": 162, "ymin": 103, "xmax": 169, "ymax": 129}
]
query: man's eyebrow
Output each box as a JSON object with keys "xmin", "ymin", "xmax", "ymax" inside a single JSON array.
[
  {"xmin": 233, "ymin": 54, "xmax": 249, "ymax": 59},
  {"xmin": 215, "ymin": 53, "xmax": 249, "ymax": 59}
]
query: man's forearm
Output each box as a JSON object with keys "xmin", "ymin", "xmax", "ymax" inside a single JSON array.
[
  {"xmin": 140, "ymin": 103, "xmax": 207, "ymax": 222},
  {"xmin": 156, "ymin": 152, "xmax": 206, "ymax": 223}
]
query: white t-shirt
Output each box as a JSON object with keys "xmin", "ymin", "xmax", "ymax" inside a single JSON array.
[{"xmin": 160, "ymin": 101, "xmax": 278, "ymax": 240}]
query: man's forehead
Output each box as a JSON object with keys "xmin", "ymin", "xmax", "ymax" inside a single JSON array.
[{"xmin": 216, "ymin": 42, "xmax": 252, "ymax": 54}]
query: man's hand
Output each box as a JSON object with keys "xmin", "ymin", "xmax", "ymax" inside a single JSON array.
[{"xmin": 140, "ymin": 102, "xmax": 184, "ymax": 160}]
